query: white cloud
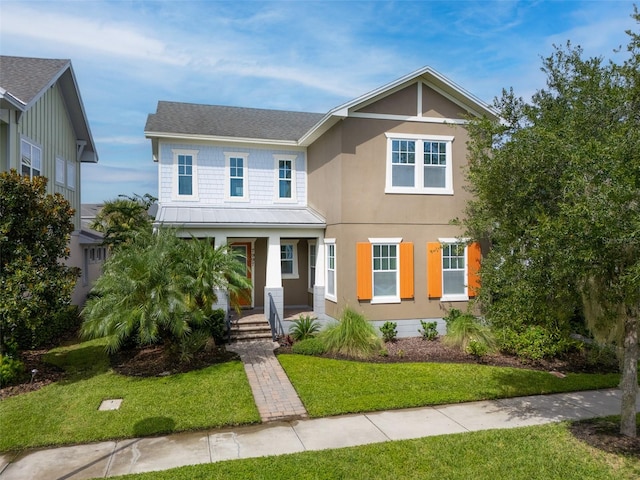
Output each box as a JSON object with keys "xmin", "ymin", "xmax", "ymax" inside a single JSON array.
[{"xmin": 0, "ymin": 4, "xmax": 187, "ymax": 65}]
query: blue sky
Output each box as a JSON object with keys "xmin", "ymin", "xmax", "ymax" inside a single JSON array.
[{"xmin": 1, "ymin": 0, "xmax": 636, "ymax": 203}]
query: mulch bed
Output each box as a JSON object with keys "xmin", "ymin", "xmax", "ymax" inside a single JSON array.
[{"xmin": 1, "ymin": 336, "xmax": 636, "ymax": 456}]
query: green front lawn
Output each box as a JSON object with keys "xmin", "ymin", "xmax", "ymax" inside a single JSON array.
[
  {"xmin": 112, "ymin": 418, "xmax": 640, "ymax": 480},
  {"xmin": 277, "ymin": 354, "xmax": 621, "ymax": 417},
  {"xmin": 0, "ymin": 339, "xmax": 260, "ymax": 451}
]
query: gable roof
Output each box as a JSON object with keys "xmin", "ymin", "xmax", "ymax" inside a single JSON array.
[
  {"xmin": 299, "ymin": 66, "xmax": 499, "ymax": 145},
  {"xmin": 145, "ymin": 65, "xmax": 497, "ymax": 148},
  {"xmin": 0, "ymin": 55, "xmax": 98, "ymax": 163},
  {"xmin": 145, "ymin": 102, "xmax": 324, "ymax": 144}
]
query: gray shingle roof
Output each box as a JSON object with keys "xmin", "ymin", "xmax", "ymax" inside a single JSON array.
[
  {"xmin": 0, "ymin": 55, "xmax": 70, "ymax": 106},
  {"xmin": 145, "ymin": 101, "xmax": 325, "ymax": 142}
]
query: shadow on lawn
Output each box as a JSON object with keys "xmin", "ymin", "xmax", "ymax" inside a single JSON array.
[
  {"xmin": 44, "ymin": 343, "xmax": 111, "ymax": 383},
  {"xmin": 134, "ymin": 416, "xmax": 177, "ymax": 436}
]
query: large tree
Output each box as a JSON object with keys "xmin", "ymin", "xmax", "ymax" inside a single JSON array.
[
  {"xmin": 0, "ymin": 170, "xmax": 78, "ymax": 354},
  {"xmin": 463, "ymin": 11, "xmax": 640, "ymax": 436}
]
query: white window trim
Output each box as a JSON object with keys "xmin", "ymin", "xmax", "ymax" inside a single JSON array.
[
  {"xmin": 55, "ymin": 156, "xmax": 65, "ymax": 185},
  {"xmin": 281, "ymin": 239, "xmax": 299, "ymax": 279},
  {"xmin": 308, "ymin": 240, "xmax": 316, "ymax": 293},
  {"xmin": 274, "ymin": 154, "xmax": 298, "ymax": 202},
  {"xmin": 369, "ymin": 237, "xmax": 402, "ymax": 305},
  {"xmin": 438, "ymin": 237, "xmax": 469, "ymax": 302},
  {"xmin": 66, "ymin": 159, "xmax": 76, "ymax": 190},
  {"xmin": 384, "ymin": 133, "xmax": 454, "ymax": 195},
  {"xmin": 20, "ymin": 137, "xmax": 42, "ymax": 179},
  {"xmin": 324, "ymin": 238, "xmax": 337, "ymax": 302},
  {"xmin": 172, "ymin": 149, "xmax": 199, "ymax": 200},
  {"xmin": 225, "ymin": 152, "xmax": 249, "ymax": 202}
]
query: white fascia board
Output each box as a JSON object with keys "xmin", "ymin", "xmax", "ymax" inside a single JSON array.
[
  {"xmin": 144, "ymin": 131, "xmax": 300, "ymax": 147},
  {"xmin": 0, "ymin": 88, "xmax": 26, "ymax": 110}
]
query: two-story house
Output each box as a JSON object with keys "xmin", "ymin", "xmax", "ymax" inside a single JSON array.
[
  {"xmin": 145, "ymin": 66, "xmax": 497, "ymax": 335},
  {"xmin": 0, "ymin": 55, "xmax": 101, "ymax": 305}
]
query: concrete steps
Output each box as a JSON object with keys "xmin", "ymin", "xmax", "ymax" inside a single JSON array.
[{"xmin": 229, "ymin": 316, "xmax": 273, "ymax": 342}]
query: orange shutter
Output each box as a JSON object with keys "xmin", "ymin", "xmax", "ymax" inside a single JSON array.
[
  {"xmin": 427, "ymin": 242, "xmax": 442, "ymax": 298},
  {"xmin": 399, "ymin": 242, "xmax": 414, "ymax": 299},
  {"xmin": 356, "ymin": 242, "xmax": 372, "ymax": 300},
  {"xmin": 467, "ymin": 242, "xmax": 481, "ymax": 297}
]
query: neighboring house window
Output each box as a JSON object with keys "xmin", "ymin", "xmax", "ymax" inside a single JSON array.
[
  {"xmin": 385, "ymin": 133, "xmax": 454, "ymax": 194},
  {"xmin": 82, "ymin": 248, "xmax": 89, "ymax": 286},
  {"xmin": 21, "ymin": 138, "xmax": 42, "ymax": 179},
  {"xmin": 357, "ymin": 239, "xmax": 414, "ymax": 304},
  {"xmin": 173, "ymin": 149, "xmax": 199, "ymax": 199},
  {"xmin": 55, "ymin": 157, "xmax": 65, "ymax": 185},
  {"xmin": 308, "ymin": 241, "xmax": 316, "ymax": 291},
  {"xmin": 274, "ymin": 154, "xmax": 297, "ymax": 201},
  {"xmin": 225, "ymin": 153, "xmax": 249, "ymax": 200},
  {"xmin": 280, "ymin": 240, "xmax": 299, "ymax": 279},
  {"xmin": 66, "ymin": 160, "xmax": 76, "ymax": 190},
  {"xmin": 427, "ymin": 240, "xmax": 481, "ymax": 301},
  {"xmin": 325, "ymin": 239, "xmax": 336, "ymax": 301}
]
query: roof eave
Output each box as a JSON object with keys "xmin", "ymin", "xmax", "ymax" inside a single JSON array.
[
  {"xmin": 144, "ymin": 131, "xmax": 301, "ymax": 147},
  {"xmin": 154, "ymin": 220, "xmax": 326, "ymax": 229}
]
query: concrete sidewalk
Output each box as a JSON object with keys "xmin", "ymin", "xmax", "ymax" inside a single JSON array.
[{"xmin": 0, "ymin": 388, "xmax": 632, "ymax": 480}]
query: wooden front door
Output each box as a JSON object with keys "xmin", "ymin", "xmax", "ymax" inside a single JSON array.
[{"xmin": 231, "ymin": 242, "xmax": 252, "ymax": 308}]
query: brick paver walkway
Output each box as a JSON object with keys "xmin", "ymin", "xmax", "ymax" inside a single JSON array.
[{"xmin": 227, "ymin": 341, "xmax": 308, "ymax": 422}]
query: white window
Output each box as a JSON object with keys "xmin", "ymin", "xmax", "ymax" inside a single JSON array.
[
  {"xmin": 439, "ymin": 238, "xmax": 470, "ymax": 301},
  {"xmin": 274, "ymin": 154, "xmax": 297, "ymax": 201},
  {"xmin": 325, "ymin": 239, "xmax": 336, "ymax": 301},
  {"xmin": 370, "ymin": 239, "xmax": 401, "ymax": 304},
  {"xmin": 55, "ymin": 157, "xmax": 65, "ymax": 185},
  {"xmin": 225, "ymin": 153, "xmax": 249, "ymax": 200},
  {"xmin": 280, "ymin": 240, "xmax": 299, "ymax": 279},
  {"xmin": 172, "ymin": 149, "xmax": 199, "ymax": 199},
  {"xmin": 21, "ymin": 138, "xmax": 42, "ymax": 179},
  {"xmin": 66, "ymin": 160, "xmax": 76, "ymax": 190},
  {"xmin": 385, "ymin": 133, "xmax": 454, "ymax": 195},
  {"xmin": 308, "ymin": 241, "xmax": 316, "ymax": 291}
]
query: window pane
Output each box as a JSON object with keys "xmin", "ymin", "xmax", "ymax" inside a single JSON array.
[
  {"xmin": 374, "ymin": 272, "xmax": 397, "ymax": 296},
  {"xmin": 230, "ymin": 178, "xmax": 243, "ymax": 197},
  {"xmin": 424, "ymin": 165, "xmax": 446, "ymax": 188},
  {"xmin": 279, "ymin": 180, "xmax": 291, "ymax": 198},
  {"xmin": 443, "ymin": 270, "xmax": 465, "ymax": 294},
  {"xmin": 327, "ymin": 271, "xmax": 335, "ymax": 295},
  {"xmin": 281, "ymin": 260, "xmax": 293, "ymax": 274},
  {"xmin": 178, "ymin": 176, "xmax": 192, "ymax": 195},
  {"xmin": 392, "ymin": 165, "xmax": 415, "ymax": 187}
]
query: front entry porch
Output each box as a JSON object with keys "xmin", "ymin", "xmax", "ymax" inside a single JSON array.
[{"xmin": 228, "ymin": 306, "xmax": 314, "ymax": 342}]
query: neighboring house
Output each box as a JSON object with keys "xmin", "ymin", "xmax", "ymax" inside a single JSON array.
[
  {"xmin": 0, "ymin": 55, "xmax": 99, "ymax": 306},
  {"xmin": 145, "ymin": 66, "xmax": 498, "ymax": 335}
]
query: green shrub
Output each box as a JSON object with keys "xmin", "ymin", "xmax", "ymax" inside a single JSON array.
[
  {"xmin": 443, "ymin": 308, "xmax": 464, "ymax": 328},
  {"xmin": 205, "ymin": 308, "xmax": 227, "ymax": 344},
  {"xmin": 173, "ymin": 329, "xmax": 210, "ymax": 363},
  {"xmin": 14, "ymin": 305, "xmax": 81, "ymax": 350},
  {"xmin": 318, "ymin": 307, "xmax": 382, "ymax": 359},
  {"xmin": 0, "ymin": 355, "xmax": 25, "ymax": 387},
  {"xmin": 466, "ymin": 339, "xmax": 489, "ymax": 358},
  {"xmin": 292, "ymin": 337, "xmax": 326, "ymax": 355},
  {"xmin": 444, "ymin": 314, "xmax": 495, "ymax": 353},
  {"xmin": 497, "ymin": 326, "xmax": 579, "ymax": 361},
  {"xmin": 419, "ymin": 320, "xmax": 438, "ymax": 341},
  {"xmin": 290, "ymin": 315, "xmax": 320, "ymax": 341},
  {"xmin": 379, "ymin": 321, "xmax": 398, "ymax": 342}
]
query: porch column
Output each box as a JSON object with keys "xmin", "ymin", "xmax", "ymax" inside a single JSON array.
[
  {"xmin": 212, "ymin": 234, "xmax": 229, "ymax": 314},
  {"xmin": 264, "ymin": 234, "xmax": 284, "ymax": 323},
  {"xmin": 313, "ymin": 234, "xmax": 326, "ymax": 316}
]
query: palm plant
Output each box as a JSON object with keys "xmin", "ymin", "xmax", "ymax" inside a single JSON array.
[
  {"xmin": 290, "ymin": 315, "xmax": 320, "ymax": 341},
  {"xmin": 81, "ymin": 229, "xmax": 190, "ymax": 352}
]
